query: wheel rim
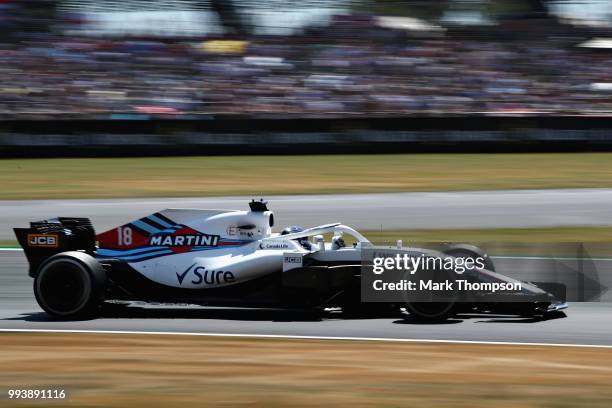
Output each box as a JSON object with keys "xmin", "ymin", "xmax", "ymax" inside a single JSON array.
[
  {"xmin": 37, "ymin": 261, "xmax": 89, "ymax": 315},
  {"xmin": 408, "ymin": 302, "xmax": 454, "ymax": 318},
  {"xmin": 446, "ymin": 249, "xmax": 494, "ymax": 272}
]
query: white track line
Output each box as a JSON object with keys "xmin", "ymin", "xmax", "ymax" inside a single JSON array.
[{"xmin": 2, "ymin": 328, "xmax": 612, "ymax": 349}]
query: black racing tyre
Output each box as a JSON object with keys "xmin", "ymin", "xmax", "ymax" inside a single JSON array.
[
  {"xmin": 444, "ymin": 244, "xmax": 495, "ymax": 272},
  {"xmin": 404, "ymin": 302, "xmax": 457, "ymax": 322},
  {"xmin": 33, "ymin": 251, "xmax": 106, "ymax": 320}
]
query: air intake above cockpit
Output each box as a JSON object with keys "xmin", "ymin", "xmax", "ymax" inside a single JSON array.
[{"xmin": 249, "ymin": 199, "xmax": 269, "ymax": 212}]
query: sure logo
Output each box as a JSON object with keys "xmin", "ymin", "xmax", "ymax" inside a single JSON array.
[
  {"xmin": 27, "ymin": 234, "xmax": 58, "ymax": 247},
  {"xmin": 176, "ymin": 263, "xmax": 236, "ymax": 286}
]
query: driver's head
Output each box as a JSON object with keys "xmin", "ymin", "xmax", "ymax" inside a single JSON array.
[{"xmin": 280, "ymin": 226, "xmax": 311, "ymax": 250}]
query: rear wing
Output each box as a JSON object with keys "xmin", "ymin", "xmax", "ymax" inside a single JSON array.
[{"xmin": 14, "ymin": 218, "xmax": 96, "ymax": 277}]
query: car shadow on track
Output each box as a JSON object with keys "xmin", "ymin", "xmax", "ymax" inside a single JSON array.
[
  {"xmin": 105, "ymin": 305, "xmax": 327, "ymax": 322},
  {"xmin": 392, "ymin": 312, "xmax": 567, "ymax": 325},
  {"xmin": 4, "ymin": 312, "xmax": 52, "ymax": 322},
  {"xmin": 3, "ymin": 308, "xmax": 567, "ymax": 324},
  {"xmin": 473, "ymin": 311, "xmax": 567, "ymax": 323},
  {"xmin": 393, "ymin": 318, "xmax": 463, "ymax": 325},
  {"xmin": 3, "ymin": 306, "xmax": 328, "ymax": 323}
]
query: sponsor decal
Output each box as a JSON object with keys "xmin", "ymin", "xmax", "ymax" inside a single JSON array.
[
  {"xmin": 259, "ymin": 240, "xmax": 291, "ymax": 250},
  {"xmin": 283, "ymin": 253, "xmax": 303, "ymax": 272},
  {"xmin": 27, "ymin": 234, "xmax": 58, "ymax": 247},
  {"xmin": 226, "ymin": 225, "xmax": 237, "ymax": 236},
  {"xmin": 284, "ymin": 255, "xmax": 302, "ymax": 264},
  {"xmin": 149, "ymin": 233, "xmax": 220, "ymax": 247},
  {"xmin": 176, "ymin": 263, "xmax": 236, "ymax": 286},
  {"xmin": 176, "ymin": 263, "xmax": 196, "ymax": 285}
]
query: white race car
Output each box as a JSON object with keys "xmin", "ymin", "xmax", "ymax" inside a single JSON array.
[{"xmin": 14, "ymin": 200, "xmax": 567, "ymax": 321}]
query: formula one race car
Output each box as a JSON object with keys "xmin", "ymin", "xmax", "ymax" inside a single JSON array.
[{"xmin": 14, "ymin": 200, "xmax": 567, "ymax": 321}]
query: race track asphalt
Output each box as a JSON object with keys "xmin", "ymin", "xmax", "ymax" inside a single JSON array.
[
  {"xmin": 3, "ymin": 188, "xmax": 612, "ymax": 240},
  {"xmin": 2, "ymin": 251, "xmax": 612, "ymax": 346}
]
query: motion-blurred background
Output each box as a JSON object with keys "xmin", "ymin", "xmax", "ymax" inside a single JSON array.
[
  {"xmin": 2, "ymin": 0, "xmax": 612, "ymax": 118},
  {"xmin": 2, "ymin": 1, "xmax": 612, "ymax": 156}
]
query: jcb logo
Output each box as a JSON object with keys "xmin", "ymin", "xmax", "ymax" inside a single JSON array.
[{"xmin": 27, "ymin": 234, "xmax": 58, "ymax": 247}]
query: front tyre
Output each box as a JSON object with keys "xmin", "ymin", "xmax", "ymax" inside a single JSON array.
[
  {"xmin": 404, "ymin": 302, "xmax": 457, "ymax": 322},
  {"xmin": 444, "ymin": 244, "xmax": 495, "ymax": 272},
  {"xmin": 34, "ymin": 252, "xmax": 106, "ymax": 320}
]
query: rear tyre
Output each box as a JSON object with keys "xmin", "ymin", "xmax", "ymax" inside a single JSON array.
[{"xmin": 34, "ymin": 252, "xmax": 106, "ymax": 320}]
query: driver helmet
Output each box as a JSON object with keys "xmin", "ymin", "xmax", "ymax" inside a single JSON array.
[{"xmin": 280, "ymin": 226, "xmax": 312, "ymax": 250}]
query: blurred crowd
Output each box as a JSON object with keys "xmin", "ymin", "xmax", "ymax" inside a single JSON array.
[{"xmin": 2, "ymin": 10, "xmax": 612, "ymax": 117}]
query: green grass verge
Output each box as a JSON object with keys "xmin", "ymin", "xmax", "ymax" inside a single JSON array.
[{"xmin": 2, "ymin": 153, "xmax": 612, "ymax": 199}]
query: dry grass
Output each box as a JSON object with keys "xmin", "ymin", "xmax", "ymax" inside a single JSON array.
[
  {"xmin": 1, "ymin": 333, "xmax": 612, "ymax": 407},
  {"xmin": 2, "ymin": 153, "xmax": 612, "ymax": 199}
]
